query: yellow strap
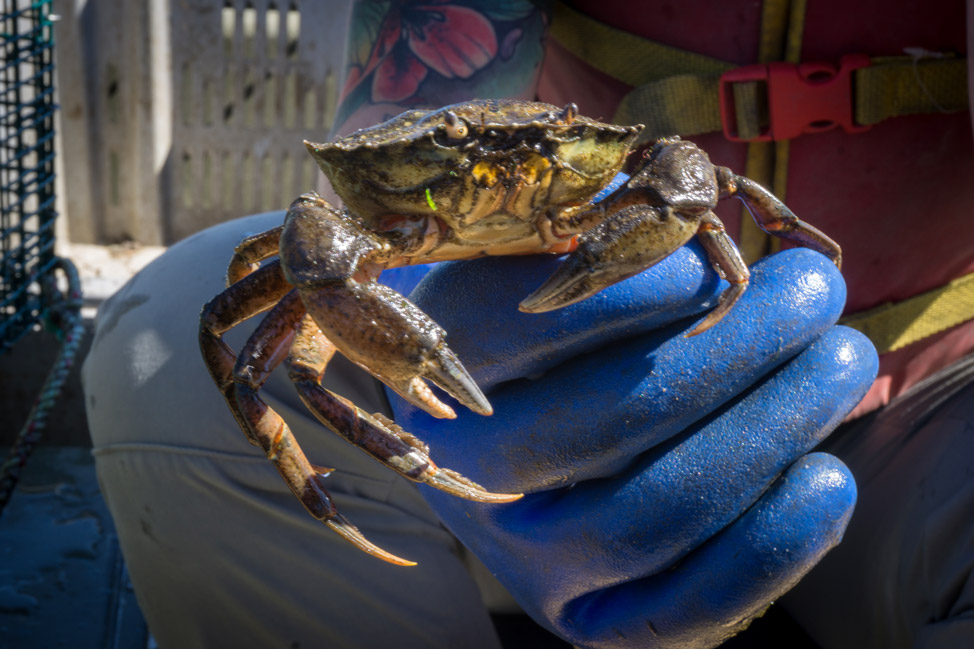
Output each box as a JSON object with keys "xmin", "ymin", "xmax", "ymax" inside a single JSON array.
[
  {"xmin": 855, "ymin": 56, "xmax": 969, "ymax": 124},
  {"xmin": 549, "ymin": 3, "xmax": 733, "ymax": 143},
  {"xmin": 841, "ymin": 272, "xmax": 974, "ymax": 353},
  {"xmin": 548, "ymin": 3, "xmax": 731, "ymax": 88},
  {"xmin": 613, "ymin": 74, "xmax": 727, "ymax": 140}
]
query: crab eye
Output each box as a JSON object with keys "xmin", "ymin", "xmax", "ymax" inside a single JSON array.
[
  {"xmin": 558, "ymin": 103, "xmax": 578, "ymax": 125},
  {"xmin": 442, "ymin": 111, "xmax": 469, "ymax": 139}
]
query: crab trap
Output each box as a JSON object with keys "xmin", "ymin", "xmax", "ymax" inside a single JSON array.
[
  {"xmin": 0, "ymin": 1, "xmax": 82, "ymax": 510},
  {"xmin": 0, "ymin": 0, "xmax": 61, "ymax": 353}
]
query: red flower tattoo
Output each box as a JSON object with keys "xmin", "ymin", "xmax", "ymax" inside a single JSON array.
[{"xmin": 344, "ymin": 2, "xmax": 499, "ymax": 104}]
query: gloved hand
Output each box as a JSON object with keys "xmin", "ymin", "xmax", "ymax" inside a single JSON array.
[{"xmin": 386, "ymin": 244, "xmax": 878, "ymax": 649}]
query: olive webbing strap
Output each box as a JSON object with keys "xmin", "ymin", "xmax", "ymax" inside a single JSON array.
[
  {"xmin": 738, "ymin": 0, "xmax": 805, "ymax": 263},
  {"xmin": 549, "ymin": 2, "xmax": 968, "ymax": 143},
  {"xmin": 547, "ymin": 3, "xmax": 732, "ymax": 86},
  {"xmin": 855, "ymin": 55, "xmax": 969, "ymax": 124},
  {"xmin": 549, "ymin": 2, "xmax": 734, "ymax": 141},
  {"xmin": 840, "ymin": 271, "xmax": 974, "ymax": 354}
]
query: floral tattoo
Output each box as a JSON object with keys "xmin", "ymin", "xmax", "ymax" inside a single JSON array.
[{"xmin": 336, "ymin": 0, "xmax": 549, "ymax": 131}]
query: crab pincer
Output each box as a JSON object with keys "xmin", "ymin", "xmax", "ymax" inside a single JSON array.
[
  {"xmin": 300, "ymin": 279, "xmax": 492, "ymax": 420},
  {"xmin": 521, "ymin": 136, "xmax": 838, "ymax": 336},
  {"xmin": 277, "ymin": 195, "xmax": 492, "ymax": 418},
  {"xmin": 519, "ymin": 202, "xmax": 704, "ymax": 314},
  {"xmin": 281, "ymin": 203, "xmax": 520, "ymax": 501},
  {"xmin": 521, "ymin": 139, "xmax": 738, "ymax": 331},
  {"xmin": 291, "ymin": 279, "xmax": 520, "ymax": 518}
]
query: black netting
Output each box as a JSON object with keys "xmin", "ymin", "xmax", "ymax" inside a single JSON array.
[{"xmin": 0, "ymin": 0, "xmax": 57, "ymax": 353}]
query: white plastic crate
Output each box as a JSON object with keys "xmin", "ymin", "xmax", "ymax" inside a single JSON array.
[{"xmin": 56, "ymin": 0, "xmax": 350, "ymax": 245}]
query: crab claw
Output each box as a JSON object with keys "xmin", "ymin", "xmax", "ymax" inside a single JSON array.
[
  {"xmin": 302, "ymin": 279, "xmax": 492, "ymax": 419},
  {"xmin": 387, "ymin": 342, "xmax": 492, "ymax": 419},
  {"xmin": 521, "ymin": 204, "xmax": 699, "ymax": 313},
  {"xmin": 518, "ymin": 249, "xmax": 610, "ymax": 313}
]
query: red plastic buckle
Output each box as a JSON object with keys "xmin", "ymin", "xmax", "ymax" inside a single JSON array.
[{"xmin": 719, "ymin": 54, "xmax": 872, "ymax": 142}]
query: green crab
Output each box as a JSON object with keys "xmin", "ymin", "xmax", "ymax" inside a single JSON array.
[{"xmin": 199, "ymin": 99, "xmax": 841, "ymax": 565}]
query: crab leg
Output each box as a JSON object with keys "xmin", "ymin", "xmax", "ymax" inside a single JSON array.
[
  {"xmin": 199, "ymin": 260, "xmax": 293, "ymax": 442},
  {"xmin": 226, "ymin": 224, "xmax": 285, "ymax": 285},
  {"xmin": 717, "ymin": 168, "xmax": 842, "ymax": 269},
  {"xmin": 224, "ymin": 291, "xmax": 416, "ymax": 566},
  {"xmin": 286, "ymin": 315, "xmax": 522, "ymax": 504},
  {"xmin": 687, "ymin": 211, "xmax": 750, "ymax": 336}
]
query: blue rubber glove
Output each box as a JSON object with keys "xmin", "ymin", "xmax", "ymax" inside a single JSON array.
[{"xmin": 386, "ymin": 244, "xmax": 878, "ymax": 649}]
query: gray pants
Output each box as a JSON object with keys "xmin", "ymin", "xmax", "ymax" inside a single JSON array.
[
  {"xmin": 83, "ymin": 212, "xmax": 973, "ymax": 649},
  {"xmin": 82, "ymin": 212, "xmax": 506, "ymax": 649}
]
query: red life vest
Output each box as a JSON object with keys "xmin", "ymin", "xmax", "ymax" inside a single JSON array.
[{"xmin": 537, "ymin": 0, "xmax": 974, "ymax": 417}]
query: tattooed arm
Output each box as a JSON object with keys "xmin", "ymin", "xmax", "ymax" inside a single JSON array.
[{"xmin": 331, "ymin": 0, "xmax": 550, "ymax": 136}]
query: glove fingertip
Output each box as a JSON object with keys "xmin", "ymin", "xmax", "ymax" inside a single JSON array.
[
  {"xmin": 766, "ymin": 452, "xmax": 857, "ymax": 549},
  {"xmin": 831, "ymin": 324, "xmax": 880, "ymax": 377},
  {"xmin": 751, "ymin": 247, "xmax": 848, "ymax": 328},
  {"xmin": 555, "ymin": 453, "xmax": 856, "ymax": 649}
]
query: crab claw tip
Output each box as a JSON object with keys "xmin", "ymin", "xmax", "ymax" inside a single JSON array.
[
  {"xmin": 518, "ymin": 266, "xmax": 592, "ymax": 313},
  {"xmin": 326, "ymin": 514, "xmax": 417, "ymax": 566},
  {"xmin": 427, "ymin": 348, "xmax": 493, "ymax": 416},
  {"xmin": 426, "ymin": 468, "xmax": 523, "ymax": 503}
]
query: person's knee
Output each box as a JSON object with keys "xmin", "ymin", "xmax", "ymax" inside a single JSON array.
[{"xmin": 83, "ymin": 212, "xmax": 287, "ymax": 450}]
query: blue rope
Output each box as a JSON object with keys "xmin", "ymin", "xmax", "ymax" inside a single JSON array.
[{"xmin": 0, "ymin": 256, "xmax": 84, "ymax": 513}]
